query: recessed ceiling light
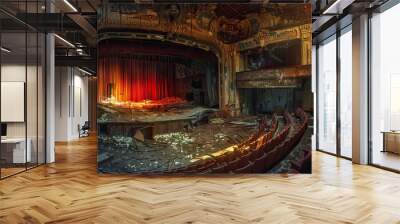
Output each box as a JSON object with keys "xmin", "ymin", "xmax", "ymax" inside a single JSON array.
[
  {"xmin": 1, "ymin": 47, "xmax": 11, "ymax": 53},
  {"xmin": 323, "ymin": 0, "xmax": 355, "ymax": 15},
  {"xmin": 63, "ymin": 0, "xmax": 78, "ymax": 12},
  {"xmin": 78, "ymin": 67, "xmax": 93, "ymax": 76},
  {"xmin": 54, "ymin": 34, "xmax": 75, "ymax": 48}
]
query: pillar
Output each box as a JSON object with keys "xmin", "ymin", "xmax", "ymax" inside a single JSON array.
[
  {"xmin": 46, "ymin": 0, "xmax": 55, "ymax": 163},
  {"xmin": 352, "ymin": 14, "xmax": 369, "ymax": 164}
]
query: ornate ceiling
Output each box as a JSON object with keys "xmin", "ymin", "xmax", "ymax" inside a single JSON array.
[{"xmin": 98, "ymin": 3, "xmax": 311, "ymax": 47}]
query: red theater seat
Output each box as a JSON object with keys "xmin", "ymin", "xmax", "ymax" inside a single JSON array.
[
  {"xmin": 176, "ymin": 109, "xmax": 308, "ymax": 174},
  {"xmin": 234, "ymin": 162, "xmax": 254, "ymax": 173},
  {"xmin": 211, "ymin": 163, "xmax": 228, "ymax": 173}
]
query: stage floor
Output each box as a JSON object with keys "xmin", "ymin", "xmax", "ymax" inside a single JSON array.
[{"xmin": 98, "ymin": 103, "xmax": 217, "ymax": 124}]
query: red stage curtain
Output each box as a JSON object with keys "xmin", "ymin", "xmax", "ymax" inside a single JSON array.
[{"xmin": 98, "ymin": 56, "xmax": 178, "ymax": 102}]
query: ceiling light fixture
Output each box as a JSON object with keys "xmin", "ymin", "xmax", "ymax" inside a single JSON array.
[
  {"xmin": 1, "ymin": 47, "xmax": 11, "ymax": 53},
  {"xmin": 54, "ymin": 34, "xmax": 75, "ymax": 48},
  {"xmin": 78, "ymin": 67, "xmax": 93, "ymax": 76},
  {"xmin": 323, "ymin": 0, "xmax": 355, "ymax": 15},
  {"xmin": 63, "ymin": 0, "xmax": 78, "ymax": 12}
]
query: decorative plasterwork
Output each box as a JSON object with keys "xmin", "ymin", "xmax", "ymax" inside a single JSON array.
[
  {"xmin": 98, "ymin": 3, "xmax": 311, "ymax": 55},
  {"xmin": 236, "ymin": 24, "xmax": 311, "ymax": 52}
]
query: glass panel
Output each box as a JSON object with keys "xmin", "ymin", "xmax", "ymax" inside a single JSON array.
[
  {"xmin": 317, "ymin": 36, "xmax": 337, "ymax": 154},
  {"xmin": 339, "ymin": 28, "xmax": 352, "ymax": 158},
  {"xmin": 38, "ymin": 32, "xmax": 45, "ymax": 165},
  {"xmin": 27, "ymin": 30, "xmax": 38, "ymax": 169},
  {"xmin": 1, "ymin": 30, "xmax": 28, "ymax": 177},
  {"xmin": 0, "ymin": 1, "xmax": 46, "ymax": 179},
  {"xmin": 371, "ymin": 4, "xmax": 400, "ymax": 171}
]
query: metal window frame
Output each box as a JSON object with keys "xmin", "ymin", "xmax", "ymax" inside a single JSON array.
[
  {"xmin": 315, "ymin": 23, "xmax": 353, "ymax": 161},
  {"xmin": 316, "ymin": 0, "xmax": 400, "ymax": 173}
]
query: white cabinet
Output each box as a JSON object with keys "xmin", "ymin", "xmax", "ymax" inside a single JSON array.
[{"xmin": 1, "ymin": 138, "xmax": 32, "ymax": 163}]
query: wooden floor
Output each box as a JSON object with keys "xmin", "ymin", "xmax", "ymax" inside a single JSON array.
[
  {"xmin": 372, "ymin": 150, "xmax": 400, "ymax": 171},
  {"xmin": 1, "ymin": 167, "xmax": 26, "ymax": 178},
  {"xmin": 1, "ymin": 136, "xmax": 400, "ymax": 224}
]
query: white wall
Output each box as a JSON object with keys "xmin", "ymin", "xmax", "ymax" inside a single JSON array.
[
  {"xmin": 55, "ymin": 67, "xmax": 69, "ymax": 141},
  {"xmin": 1, "ymin": 64, "xmax": 26, "ymax": 138},
  {"xmin": 1, "ymin": 64, "xmax": 42, "ymax": 137},
  {"xmin": 72, "ymin": 73, "xmax": 89, "ymax": 138},
  {"xmin": 1, "ymin": 63, "xmax": 46, "ymax": 164},
  {"xmin": 55, "ymin": 66, "xmax": 89, "ymax": 141}
]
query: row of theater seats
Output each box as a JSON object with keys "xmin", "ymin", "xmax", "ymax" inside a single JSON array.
[
  {"xmin": 168, "ymin": 108, "xmax": 308, "ymax": 174},
  {"xmin": 207, "ymin": 114, "xmax": 280, "ymax": 174},
  {"xmin": 288, "ymin": 109, "xmax": 311, "ymax": 173},
  {"xmin": 256, "ymin": 108, "xmax": 309, "ymax": 173},
  {"xmin": 251, "ymin": 109, "xmax": 309, "ymax": 173},
  {"xmin": 167, "ymin": 113, "xmax": 278, "ymax": 174},
  {"xmin": 289, "ymin": 149, "xmax": 312, "ymax": 173}
]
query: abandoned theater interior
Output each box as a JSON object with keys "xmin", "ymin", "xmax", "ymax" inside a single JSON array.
[{"xmin": 96, "ymin": 3, "xmax": 312, "ymax": 174}]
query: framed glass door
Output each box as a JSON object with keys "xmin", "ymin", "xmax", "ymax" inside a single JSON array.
[
  {"xmin": 316, "ymin": 24, "xmax": 353, "ymax": 159},
  {"xmin": 370, "ymin": 3, "xmax": 400, "ymax": 171},
  {"xmin": 317, "ymin": 35, "xmax": 337, "ymax": 155},
  {"xmin": 0, "ymin": 1, "xmax": 47, "ymax": 179},
  {"xmin": 339, "ymin": 26, "xmax": 352, "ymax": 159}
]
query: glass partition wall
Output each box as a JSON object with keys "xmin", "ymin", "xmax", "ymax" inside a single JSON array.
[
  {"xmin": 316, "ymin": 26, "xmax": 353, "ymax": 159},
  {"xmin": 370, "ymin": 3, "xmax": 400, "ymax": 171},
  {"xmin": 317, "ymin": 35, "xmax": 337, "ymax": 155},
  {"xmin": 0, "ymin": 1, "xmax": 46, "ymax": 179},
  {"xmin": 339, "ymin": 27, "xmax": 352, "ymax": 159}
]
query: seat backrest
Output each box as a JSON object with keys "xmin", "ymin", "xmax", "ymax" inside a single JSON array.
[
  {"xmin": 253, "ymin": 153, "xmax": 267, "ymax": 172},
  {"xmin": 212, "ymin": 163, "xmax": 227, "ymax": 173},
  {"xmin": 234, "ymin": 162, "xmax": 253, "ymax": 173}
]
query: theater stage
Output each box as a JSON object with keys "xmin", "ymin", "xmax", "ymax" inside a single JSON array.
[{"xmin": 98, "ymin": 100, "xmax": 218, "ymax": 124}]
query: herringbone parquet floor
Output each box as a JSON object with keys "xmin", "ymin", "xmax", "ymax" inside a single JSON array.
[{"xmin": 1, "ymin": 136, "xmax": 400, "ymax": 224}]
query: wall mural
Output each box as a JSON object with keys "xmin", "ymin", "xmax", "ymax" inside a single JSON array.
[{"xmin": 97, "ymin": 2, "xmax": 312, "ymax": 174}]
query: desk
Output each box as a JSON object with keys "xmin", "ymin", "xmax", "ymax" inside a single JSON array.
[
  {"xmin": 382, "ymin": 131, "xmax": 400, "ymax": 154},
  {"xmin": 1, "ymin": 138, "xmax": 31, "ymax": 163}
]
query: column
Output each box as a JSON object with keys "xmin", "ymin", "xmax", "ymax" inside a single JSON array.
[
  {"xmin": 46, "ymin": 0, "xmax": 55, "ymax": 163},
  {"xmin": 352, "ymin": 14, "xmax": 369, "ymax": 164}
]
